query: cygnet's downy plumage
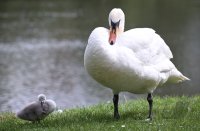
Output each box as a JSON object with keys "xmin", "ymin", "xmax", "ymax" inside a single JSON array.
[{"xmin": 16, "ymin": 94, "xmax": 56, "ymax": 121}]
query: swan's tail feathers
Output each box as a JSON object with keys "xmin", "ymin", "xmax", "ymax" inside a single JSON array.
[
  {"xmin": 167, "ymin": 69, "xmax": 190, "ymax": 84},
  {"xmin": 177, "ymin": 75, "xmax": 190, "ymax": 83}
]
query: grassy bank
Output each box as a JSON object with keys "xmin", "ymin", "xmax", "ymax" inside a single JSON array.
[{"xmin": 1, "ymin": 96, "xmax": 200, "ymax": 131}]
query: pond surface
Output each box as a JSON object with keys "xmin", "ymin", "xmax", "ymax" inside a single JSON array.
[{"xmin": 0, "ymin": 0, "xmax": 199, "ymax": 112}]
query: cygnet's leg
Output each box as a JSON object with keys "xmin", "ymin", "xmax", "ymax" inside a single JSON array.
[
  {"xmin": 113, "ymin": 94, "xmax": 120, "ymax": 119},
  {"xmin": 147, "ymin": 93, "xmax": 153, "ymax": 120}
]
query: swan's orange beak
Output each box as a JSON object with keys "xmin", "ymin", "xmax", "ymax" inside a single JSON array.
[
  {"xmin": 109, "ymin": 28, "xmax": 116, "ymax": 45},
  {"xmin": 109, "ymin": 20, "xmax": 120, "ymax": 45}
]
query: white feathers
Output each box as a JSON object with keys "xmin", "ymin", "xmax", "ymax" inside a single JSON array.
[
  {"xmin": 109, "ymin": 8, "xmax": 125, "ymax": 32},
  {"xmin": 109, "ymin": 8, "xmax": 124, "ymax": 23},
  {"xmin": 84, "ymin": 8, "xmax": 189, "ymax": 94}
]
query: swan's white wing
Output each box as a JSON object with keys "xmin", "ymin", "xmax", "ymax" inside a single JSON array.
[{"xmin": 117, "ymin": 28, "xmax": 173, "ymax": 72}]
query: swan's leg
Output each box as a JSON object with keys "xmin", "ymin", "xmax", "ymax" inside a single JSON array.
[
  {"xmin": 113, "ymin": 94, "xmax": 120, "ymax": 119},
  {"xmin": 147, "ymin": 93, "xmax": 153, "ymax": 120}
]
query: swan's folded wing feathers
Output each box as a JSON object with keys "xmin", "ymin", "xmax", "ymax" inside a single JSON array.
[{"xmin": 118, "ymin": 28, "xmax": 173, "ymax": 71}]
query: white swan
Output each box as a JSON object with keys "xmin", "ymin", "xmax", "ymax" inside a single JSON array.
[
  {"xmin": 16, "ymin": 94, "xmax": 56, "ymax": 122},
  {"xmin": 84, "ymin": 8, "xmax": 189, "ymax": 120}
]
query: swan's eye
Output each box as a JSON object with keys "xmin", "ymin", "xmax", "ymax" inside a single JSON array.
[{"xmin": 111, "ymin": 20, "xmax": 120, "ymax": 29}]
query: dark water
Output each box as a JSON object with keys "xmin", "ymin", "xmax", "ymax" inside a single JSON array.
[{"xmin": 0, "ymin": 0, "xmax": 199, "ymax": 112}]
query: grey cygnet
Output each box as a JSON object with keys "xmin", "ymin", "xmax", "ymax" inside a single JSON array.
[{"xmin": 16, "ymin": 94, "xmax": 56, "ymax": 122}]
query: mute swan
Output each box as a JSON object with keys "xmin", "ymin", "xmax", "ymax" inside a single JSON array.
[
  {"xmin": 16, "ymin": 94, "xmax": 56, "ymax": 122},
  {"xmin": 84, "ymin": 8, "xmax": 189, "ymax": 120}
]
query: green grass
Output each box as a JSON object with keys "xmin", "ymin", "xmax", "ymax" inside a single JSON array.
[{"xmin": 1, "ymin": 96, "xmax": 200, "ymax": 131}]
